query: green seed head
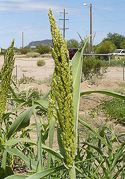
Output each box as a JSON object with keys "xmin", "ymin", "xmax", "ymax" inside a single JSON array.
[
  {"xmin": 0, "ymin": 39, "xmax": 15, "ymax": 121},
  {"xmin": 48, "ymin": 9, "xmax": 75, "ymax": 169}
]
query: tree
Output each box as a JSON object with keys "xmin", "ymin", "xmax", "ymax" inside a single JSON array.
[
  {"xmin": 95, "ymin": 40, "xmax": 116, "ymax": 54},
  {"xmin": 103, "ymin": 33, "xmax": 125, "ymax": 49},
  {"xmin": 36, "ymin": 45, "xmax": 51, "ymax": 54},
  {"xmin": 120, "ymin": 39, "xmax": 125, "ymax": 49},
  {"xmin": 67, "ymin": 39, "xmax": 79, "ymax": 48}
]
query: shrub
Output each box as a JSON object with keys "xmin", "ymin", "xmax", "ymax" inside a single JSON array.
[
  {"xmin": 82, "ymin": 56, "xmax": 108, "ymax": 80},
  {"xmin": 19, "ymin": 88, "xmax": 43, "ymax": 101},
  {"xmin": 95, "ymin": 40, "xmax": 116, "ymax": 60},
  {"xmin": 36, "ymin": 45, "xmax": 51, "ymax": 54},
  {"xmin": 67, "ymin": 39, "xmax": 80, "ymax": 48},
  {"xmin": 92, "ymin": 98, "xmax": 125, "ymax": 125},
  {"xmin": 26, "ymin": 52, "xmax": 40, "ymax": 58},
  {"xmin": 110, "ymin": 57, "xmax": 125, "ymax": 66},
  {"xmin": 23, "ymin": 47, "xmax": 31, "ymax": 54},
  {"xmin": 18, "ymin": 75, "xmax": 35, "ymax": 84},
  {"xmin": 37, "ymin": 59, "xmax": 45, "ymax": 66}
]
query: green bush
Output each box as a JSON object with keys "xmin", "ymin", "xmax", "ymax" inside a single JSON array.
[
  {"xmin": 37, "ymin": 59, "xmax": 45, "ymax": 66},
  {"xmin": 18, "ymin": 75, "xmax": 36, "ymax": 84},
  {"xmin": 23, "ymin": 46, "xmax": 31, "ymax": 54},
  {"xmin": 110, "ymin": 57, "xmax": 125, "ymax": 66},
  {"xmin": 93, "ymin": 99, "xmax": 125, "ymax": 125},
  {"xmin": 36, "ymin": 45, "xmax": 51, "ymax": 54},
  {"xmin": 95, "ymin": 40, "xmax": 116, "ymax": 60},
  {"xmin": 26, "ymin": 52, "xmax": 40, "ymax": 58},
  {"xmin": 82, "ymin": 56, "xmax": 108, "ymax": 80}
]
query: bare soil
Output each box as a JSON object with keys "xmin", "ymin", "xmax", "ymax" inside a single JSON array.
[
  {"xmin": 1, "ymin": 55, "xmax": 125, "ymax": 176},
  {"xmin": 1, "ymin": 55, "xmax": 125, "ymax": 143}
]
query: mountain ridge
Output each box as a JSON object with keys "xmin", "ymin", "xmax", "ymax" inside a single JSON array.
[{"xmin": 28, "ymin": 39, "xmax": 52, "ymax": 47}]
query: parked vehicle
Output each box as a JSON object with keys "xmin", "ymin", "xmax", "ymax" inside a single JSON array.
[
  {"xmin": 68, "ymin": 48, "xmax": 78, "ymax": 59},
  {"xmin": 112, "ymin": 49, "xmax": 125, "ymax": 55}
]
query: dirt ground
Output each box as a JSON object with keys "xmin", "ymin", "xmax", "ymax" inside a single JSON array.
[
  {"xmin": 1, "ymin": 55, "xmax": 125, "ymax": 176},
  {"xmin": 0, "ymin": 55, "xmax": 125, "ymax": 141}
]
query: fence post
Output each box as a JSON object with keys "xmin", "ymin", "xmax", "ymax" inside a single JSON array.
[
  {"xmin": 123, "ymin": 61, "xmax": 124, "ymax": 81},
  {"xmin": 16, "ymin": 65, "xmax": 17, "ymax": 84},
  {"xmin": 108, "ymin": 55, "xmax": 110, "ymax": 65}
]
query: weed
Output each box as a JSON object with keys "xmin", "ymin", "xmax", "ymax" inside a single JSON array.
[
  {"xmin": 110, "ymin": 57, "xmax": 125, "ymax": 66},
  {"xmin": 82, "ymin": 56, "xmax": 108, "ymax": 80},
  {"xmin": 19, "ymin": 87, "xmax": 43, "ymax": 101},
  {"xmin": 25, "ymin": 52, "xmax": 40, "ymax": 58},
  {"xmin": 18, "ymin": 75, "xmax": 36, "ymax": 84},
  {"xmin": 41, "ymin": 76, "xmax": 52, "ymax": 86},
  {"xmin": 37, "ymin": 59, "xmax": 45, "ymax": 66},
  {"xmin": 92, "ymin": 98, "xmax": 125, "ymax": 125},
  {"xmin": 41, "ymin": 54, "xmax": 52, "ymax": 58}
]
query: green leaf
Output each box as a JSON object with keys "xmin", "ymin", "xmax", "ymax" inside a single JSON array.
[
  {"xmin": 78, "ymin": 118, "xmax": 112, "ymax": 150},
  {"xmin": 34, "ymin": 99, "xmax": 49, "ymax": 109},
  {"xmin": 1, "ymin": 150, "xmax": 7, "ymax": 170},
  {"xmin": 32, "ymin": 105, "xmax": 42, "ymax": 172},
  {"xmin": 5, "ymin": 175, "xmax": 27, "ymax": 179},
  {"xmin": 11, "ymin": 98, "xmax": 26, "ymax": 104},
  {"xmin": 47, "ymin": 117, "xmax": 56, "ymax": 168},
  {"xmin": 42, "ymin": 143, "xmax": 64, "ymax": 161},
  {"xmin": 0, "ymin": 167, "xmax": 13, "ymax": 179},
  {"xmin": 26, "ymin": 165, "xmax": 65, "ymax": 179},
  {"xmin": 4, "ymin": 138, "xmax": 63, "ymax": 161},
  {"xmin": 6, "ymin": 147, "xmax": 37, "ymax": 170},
  {"xmin": 72, "ymin": 37, "xmax": 89, "ymax": 144},
  {"xmin": 80, "ymin": 90, "xmax": 125, "ymax": 100},
  {"xmin": 9, "ymin": 86, "xmax": 18, "ymax": 98},
  {"xmin": 57, "ymin": 127, "xmax": 65, "ymax": 158},
  {"xmin": 4, "ymin": 138, "xmax": 36, "ymax": 146},
  {"xmin": 111, "ymin": 141, "xmax": 125, "ymax": 171},
  {"xmin": 7, "ymin": 107, "xmax": 33, "ymax": 139}
]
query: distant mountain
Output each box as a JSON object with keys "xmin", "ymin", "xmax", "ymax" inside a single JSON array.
[{"xmin": 28, "ymin": 39, "xmax": 52, "ymax": 47}]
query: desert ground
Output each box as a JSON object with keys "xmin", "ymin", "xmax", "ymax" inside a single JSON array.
[
  {"xmin": 0, "ymin": 55, "xmax": 125, "ymax": 141},
  {"xmin": 1, "ymin": 54, "xmax": 125, "ymax": 177}
]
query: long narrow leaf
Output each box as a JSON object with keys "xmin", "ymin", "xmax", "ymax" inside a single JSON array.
[
  {"xmin": 7, "ymin": 107, "xmax": 33, "ymax": 139},
  {"xmin": 42, "ymin": 143, "xmax": 64, "ymax": 161},
  {"xmin": 5, "ymin": 175, "xmax": 27, "ymax": 179},
  {"xmin": 26, "ymin": 165, "xmax": 65, "ymax": 179},
  {"xmin": 9, "ymin": 86, "xmax": 18, "ymax": 98},
  {"xmin": 80, "ymin": 90, "xmax": 125, "ymax": 100},
  {"xmin": 72, "ymin": 37, "xmax": 89, "ymax": 143},
  {"xmin": 6, "ymin": 147, "xmax": 37, "ymax": 170},
  {"xmin": 1, "ymin": 150, "xmax": 7, "ymax": 170},
  {"xmin": 4, "ymin": 138, "xmax": 36, "ymax": 146},
  {"xmin": 32, "ymin": 105, "xmax": 42, "ymax": 172},
  {"xmin": 78, "ymin": 118, "xmax": 112, "ymax": 149},
  {"xmin": 47, "ymin": 117, "xmax": 56, "ymax": 168},
  {"xmin": 111, "ymin": 141, "xmax": 125, "ymax": 171},
  {"xmin": 57, "ymin": 127, "xmax": 65, "ymax": 158},
  {"xmin": 34, "ymin": 99, "xmax": 49, "ymax": 109},
  {"xmin": 4, "ymin": 138, "xmax": 63, "ymax": 161}
]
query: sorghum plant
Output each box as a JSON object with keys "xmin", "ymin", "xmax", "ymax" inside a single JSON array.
[
  {"xmin": 48, "ymin": 9, "xmax": 75, "ymax": 170},
  {"xmin": 0, "ymin": 40, "xmax": 15, "ymax": 121}
]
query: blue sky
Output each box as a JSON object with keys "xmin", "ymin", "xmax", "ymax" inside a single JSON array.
[{"xmin": 0, "ymin": 0, "xmax": 125, "ymax": 49}]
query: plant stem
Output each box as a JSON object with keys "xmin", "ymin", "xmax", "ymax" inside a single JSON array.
[
  {"xmin": 47, "ymin": 117, "xmax": 55, "ymax": 168},
  {"xmin": 2, "ymin": 150, "xmax": 7, "ymax": 170},
  {"xmin": 69, "ymin": 164, "xmax": 76, "ymax": 179},
  {"xmin": 33, "ymin": 105, "xmax": 42, "ymax": 172}
]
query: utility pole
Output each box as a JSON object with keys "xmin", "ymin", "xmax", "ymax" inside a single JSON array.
[
  {"xmin": 84, "ymin": 3, "xmax": 92, "ymax": 52},
  {"xmin": 59, "ymin": 9, "xmax": 69, "ymax": 39},
  {"xmin": 22, "ymin": 32, "xmax": 24, "ymax": 54},
  {"xmin": 90, "ymin": 4, "xmax": 92, "ymax": 51}
]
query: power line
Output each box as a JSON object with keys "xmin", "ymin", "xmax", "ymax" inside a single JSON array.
[{"xmin": 59, "ymin": 9, "xmax": 69, "ymax": 39}]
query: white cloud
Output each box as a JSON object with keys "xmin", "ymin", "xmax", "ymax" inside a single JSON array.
[{"xmin": 0, "ymin": 0, "xmax": 62, "ymax": 12}]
